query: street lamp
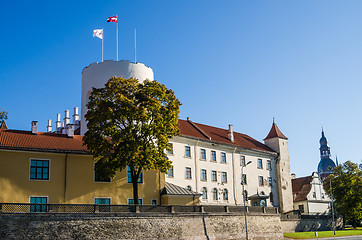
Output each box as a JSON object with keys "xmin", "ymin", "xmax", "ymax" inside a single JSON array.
[
  {"xmin": 241, "ymin": 161, "xmax": 252, "ymax": 240},
  {"xmin": 330, "ymin": 177, "xmax": 336, "ymax": 235}
]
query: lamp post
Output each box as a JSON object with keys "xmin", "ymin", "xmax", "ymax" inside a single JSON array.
[
  {"xmin": 330, "ymin": 177, "xmax": 336, "ymax": 235},
  {"xmin": 241, "ymin": 161, "xmax": 252, "ymax": 240}
]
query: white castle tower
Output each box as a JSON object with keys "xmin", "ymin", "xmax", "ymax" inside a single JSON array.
[
  {"xmin": 81, "ymin": 60, "xmax": 154, "ymax": 134},
  {"xmin": 264, "ymin": 120, "xmax": 293, "ymax": 213}
]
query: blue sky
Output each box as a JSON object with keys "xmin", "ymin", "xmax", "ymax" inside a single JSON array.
[{"xmin": 1, "ymin": 1, "xmax": 362, "ymax": 177}]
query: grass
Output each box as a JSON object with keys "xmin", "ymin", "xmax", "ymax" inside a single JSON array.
[{"xmin": 284, "ymin": 229, "xmax": 362, "ymax": 239}]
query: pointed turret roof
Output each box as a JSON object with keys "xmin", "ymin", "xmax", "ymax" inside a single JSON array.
[
  {"xmin": 0, "ymin": 121, "xmax": 8, "ymax": 130},
  {"xmin": 264, "ymin": 119, "xmax": 288, "ymax": 140}
]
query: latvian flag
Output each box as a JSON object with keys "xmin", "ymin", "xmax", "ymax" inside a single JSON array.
[{"xmin": 107, "ymin": 15, "xmax": 117, "ymax": 23}]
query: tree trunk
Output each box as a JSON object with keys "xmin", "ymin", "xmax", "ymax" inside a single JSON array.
[{"xmin": 131, "ymin": 167, "xmax": 139, "ymax": 206}]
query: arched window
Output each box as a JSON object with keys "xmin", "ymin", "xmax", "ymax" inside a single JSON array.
[
  {"xmin": 260, "ymin": 191, "xmax": 265, "ymax": 195},
  {"xmin": 212, "ymin": 188, "xmax": 218, "ymax": 200},
  {"xmin": 270, "ymin": 192, "xmax": 273, "ymax": 204},
  {"xmin": 202, "ymin": 187, "xmax": 207, "ymax": 199},
  {"xmin": 186, "ymin": 186, "xmax": 192, "ymax": 191},
  {"xmin": 223, "ymin": 189, "xmax": 228, "ymax": 200}
]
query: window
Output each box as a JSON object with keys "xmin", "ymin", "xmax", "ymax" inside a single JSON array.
[
  {"xmin": 201, "ymin": 169, "xmax": 207, "ymax": 181},
  {"xmin": 259, "ymin": 176, "xmax": 264, "ymax": 186},
  {"xmin": 200, "ymin": 149, "xmax": 206, "ymax": 160},
  {"xmin": 168, "ymin": 166, "xmax": 174, "ymax": 177},
  {"xmin": 212, "ymin": 188, "xmax": 218, "ymax": 200},
  {"xmin": 30, "ymin": 159, "xmax": 49, "ymax": 180},
  {"xmin": 268, "ymin": 177, "xmax": 272, "ymax": 186},
  {"xmin": 313, "ymin": 192, "xmax": 316, "ymax": 198},
  {"xmin": 95, "ymin": 169, "xmax": 111, "ymax": 182},
  {"xmin": 167, "ymin": 143, "xmax": 173, "ymax": 154},
  {"xmin": 257, "ymin": 159, "xmax": 263, "ymax": 169},
  {"xmin": 298, "ymin": 204, "xmax": 304, "ymax": 213},
  {"xmin": 240, "ymin": 155, "xmax": 246, "ymax": 166},
  {"xmin": 127, "ymin": 166, "xmax": 143, "ymax": 183},
  {"xmin": 202, "ymin": 187, "xmax": 207, "ymax": 199},
  {"xmin": 223, "ymin": 189, "xmax": 228, "ymax": 200},
  {"xmin": 270, "ymin": 192, "xmax": 273, "ymax": 203},
  {"xmin": 128, "ymin": 199, "xmax": 143, "ymax": 205},
  {"xmin": 211, "ymin": 170, "xmax": 217, "ymax": 181},
  {"xmin": 322, "ymin": 193, "xmax": 325, "ymax": 199},
  {"xmin": 186, "ymin": 167, "xmax": 192, "ymax": 179},
  {"xmin": 242, "ymin": 174, "xmax": 247, "ymax": 185},
  {"xmin": 94, "ymin": 198, "xmax": 111, "ymax": 204},
  {"xmin": 151, "ymin": 199, "xmax": 157, "ymax": 205},
  {"xmin": 186, "ymin": 185, "xmax": 192, "ymax": 191},
  {"xmin": 30, "ymin": 197, "xmax": 47, "ymax": 212},
  {"xmin": 267, "ymin": 160, "xmax": 272, "ymax": 170},
  {"xmin": 260, "ymin": 199, "xmax": 267, "ymax": 207},
  {"xmin": 185, "ymin": 146, "xmax": 191, "ymax": 157},
  {"xmin": 221, "ymin": 152, "xmax": 226, "ymax": 163},
  {"xmin": 211, "ymin": 151, "xmax": 216, "ymax": 161},
  {"xmin": 222, "ymin": 172, "xmax": 227, "ymax": 183}
]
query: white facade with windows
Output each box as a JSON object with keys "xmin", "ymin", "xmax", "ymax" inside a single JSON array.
[{"xmin": 166, "ymin": 135, "xmax": 280, "ymax": 207}]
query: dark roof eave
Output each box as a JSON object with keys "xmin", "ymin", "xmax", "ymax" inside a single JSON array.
[{"xmin": 0, "ymin": 146, "xmax": 91, "ymax": 155}]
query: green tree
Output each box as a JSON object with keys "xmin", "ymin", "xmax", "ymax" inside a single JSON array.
[
  {"xmin": 83, "ymin": 77, "xmax": 181, "ymax": 205},
  {"xmin": 325, "ymin": 161, "xmax": 362, "ymax": 227},
  {"xmin": 0, "ymin": 108, "xmax": 8, "ymax": 124}
]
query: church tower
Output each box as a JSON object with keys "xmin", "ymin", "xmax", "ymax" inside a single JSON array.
[
  {"xmin": 317, "ymin": 129, "xmax": 336, "ymax": 180},
  {"xmin": 264, "ymin": 120, "xmax": 293, "ymax": 213}
]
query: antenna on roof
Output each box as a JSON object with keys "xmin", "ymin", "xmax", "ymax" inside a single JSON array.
[{"xmin": 273, "ymin": 117, "xmax": 275, "ymax": 124}]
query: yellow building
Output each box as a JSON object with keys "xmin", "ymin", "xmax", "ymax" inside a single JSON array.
[{"xmin": 0, "ymin": 123, "xmax": 199, "ymax": 206}]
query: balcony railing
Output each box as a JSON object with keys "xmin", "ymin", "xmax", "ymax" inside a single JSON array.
[{"xmin": 0, "ymin": 203, "xmax": 279, "ymax": 214}]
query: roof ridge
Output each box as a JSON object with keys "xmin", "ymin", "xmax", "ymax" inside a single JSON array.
[{"xmin": 187, "ymin": 118, "xmax": 211, "ymax": 140}]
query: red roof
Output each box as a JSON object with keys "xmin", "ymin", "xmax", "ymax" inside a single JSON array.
[
  {"xmin": 264, "ymin": 122, "xmax": 288, "ymax": 140},
  {"xmin": 0, "ymin": 129, "xmax": 89, "ymax": 154},
  {"xmin": 0, "ymin": 119, "xmax": 276, "ymax": 155},
  {"xmin": 179, "ymin": 119, "xmax": 276, "ymax": 154},
  {"xmin": 292, "ymin": 176, "xmax": 312, "ymax": 202}
]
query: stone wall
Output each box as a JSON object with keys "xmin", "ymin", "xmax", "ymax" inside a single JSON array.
[
  {"xmin": 0, "ymin": 212, "xmax": 283, "ymax": 240},
  {"xmin": 280, "ymin": 216, "xmax": 343, "ymax": 233}
]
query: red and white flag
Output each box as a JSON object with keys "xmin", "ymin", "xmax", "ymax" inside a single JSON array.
[
  {"xmin": 93, "ymin": 29, "xmax": 103, "ymax": 39},
  {"xmin": 107, "ymin": 15, "xmax": 117, "ymax": 23}
]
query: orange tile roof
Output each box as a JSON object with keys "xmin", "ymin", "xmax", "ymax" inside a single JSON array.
[
  {"xmin": 264, "ymin": 122, "xmax": 288, "ymax": 140},
  {"xmin": 0, "ymin": 119, "xmax": 276, "ymax": 155},
  {"xmin": 178, "ymin": 119, "xmax": 276, "ymax": 154},
  {"xmin": 292, "ymin": 176, "xmax": 312, "ymax": 202},
  {"xmin": 0, "ymin": 129, "xmax": 89, "ymax": 154}
]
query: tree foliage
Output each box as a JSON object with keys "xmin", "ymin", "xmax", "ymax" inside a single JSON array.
[
  {"xmin": 324, "ymin": 161, "xmax": 362, "ymax": 227},
  {"xmin": 0, "ymin": 108, "xmax": 8, "ymax": 124},
  {"xmin": 83, "ymin": 77, "xmax": 181, "ymax": 204}
]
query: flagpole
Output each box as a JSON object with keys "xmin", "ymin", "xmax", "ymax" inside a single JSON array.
[
  {"xmin": 102, "ymin": 29, "xmax": 104, "ymax": 62},
  {"xmin": 134, "ymin": 28, "xmax": 137, "ymax": 63},
  {"xmin": 116, "ymin": 15, "xmax": 118, "ymax": 61}
]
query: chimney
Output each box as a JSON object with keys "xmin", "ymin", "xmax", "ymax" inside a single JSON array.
[
  {"xmin": 187, "ymin": 117, "xmax": 190, "ymax": 121},
  {"xmin": 73, "ymin": 107, "xmax": 79, "ymax": 124},
  {"xmin": 31, "ymin": 121, "xmax": 38, "ymax": 135},
  {"xmin": 228, "ymin": 124, "xmax": 234, "ymax": 143},
  {"xmin": 56, "ymin": 114, "xmax": 61, "ymax": 131},
  {"xmin": 66, "ymin": 124, "xmax": 74, "ymax": 138},
  {"xmin": 291, "ymin": 173, "xmax": 296, "ymax": 179},
  {"xmin": 64, "ymin": 110, "xmax": 70, "ymax": 125},
  {"xmin": 47, "ymin": 119, "xmax": 52, "ymax": 133}
]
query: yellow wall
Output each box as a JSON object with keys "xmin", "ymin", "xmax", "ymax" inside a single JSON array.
[
  {"xmin": 0, "ymin": 150, "xmax": 165, "ymax": 205},
  {"xmin": 162, "ymin": 196, "xmax": 199, "ymax": 205}
]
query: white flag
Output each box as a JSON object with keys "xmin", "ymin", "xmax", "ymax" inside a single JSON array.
[{"xmin": 93, "ymin": 29, "xmax": 103, "ymax": 39}]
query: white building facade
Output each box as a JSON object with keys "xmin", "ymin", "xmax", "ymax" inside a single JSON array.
[{"xmin": 166, "ymin": 118, "xmax": 293, "ymax": 212}]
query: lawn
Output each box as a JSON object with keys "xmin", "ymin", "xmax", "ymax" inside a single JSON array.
[{"xmin": 284, "ymin": 228, "xmax": 362, "ymax": 239}]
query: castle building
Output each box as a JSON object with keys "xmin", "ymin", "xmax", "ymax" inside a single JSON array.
[
  {"xmin": 317, "ymin": 129, "xmax": 337, "ymax": 180},
  {"xmin": 0, "ymin": 60, "xmax": 294, "ymax": 212}
]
